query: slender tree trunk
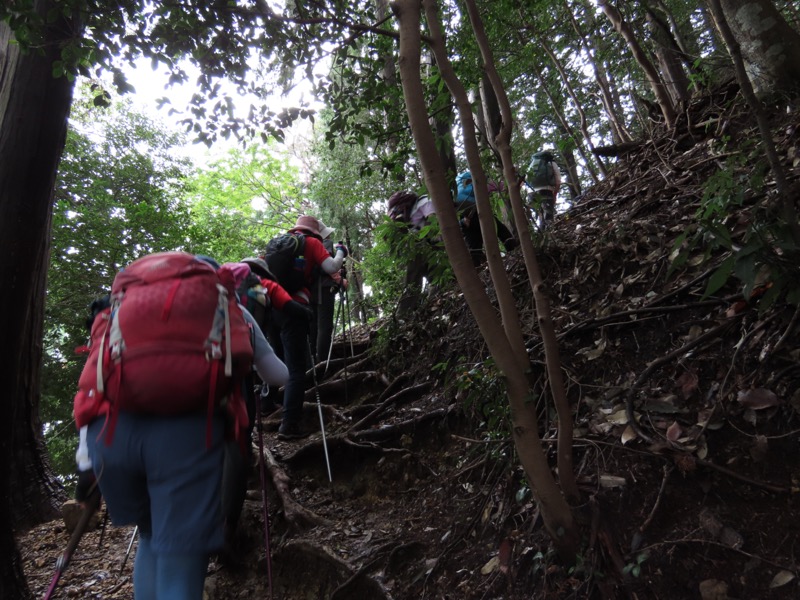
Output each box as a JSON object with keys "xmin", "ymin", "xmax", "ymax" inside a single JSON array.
[
  {"xmin": 539, "ymin": 37, "xmax": 608, "ymax": 177},
  {"xmin": 1, "ymin": 3, "xmax": 80, "ymax": 596},
  {"xmin": 598, "ymin": 0, "xmax": 677, "ymax": 127},
  {"xmin": 463, "ymin": 0, "xmax": 580, "ymax": 504},
  {"xmin": 393, "ymin": 0, "xmax": 579, "ymax": 559},
  {"xmin": 564, "ymin": 0, "xmax": 633, "ymax": 144}
]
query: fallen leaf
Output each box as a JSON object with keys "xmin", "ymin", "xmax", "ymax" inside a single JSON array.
[
  {"xmin": 749, "ymin": 435, "xmax": 768, "ymax": 462},
  {"xmin": 769, "ymin": 570, "xmax": 796, "ymax": 588},
  {"xmin": 676, "ymin": 371, "xmax": 698, "ymax": 399},
  {"xmin": 666, "ymin": 421, "xmax": 683, "ymax": 441},
  {"xmin": 699, "ymin": 579, "xmax": 729, "ymax": 600},
  {"xmin": 621, "ymin": 424, "xmax": 637, "ymax": 445},
  {"xmin": 599, "ymin": 474, "xmax": 627, "ymax": 488},
  {"xmin": 719, "ymin": 526, "xmax": 743, "ymax": 549},
  {"xmin": 737, "ymin": 388, "xmax": 780, "ymax": 409},
  {"xmin": 606, "ymin": 408, "xmax": 629, "ymax": 425},
  {"xmin": 481, "ymin": 555, "xmax": 499, "ymax": 575}
]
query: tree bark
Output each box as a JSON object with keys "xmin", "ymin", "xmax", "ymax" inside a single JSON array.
[
  {"xmin": 598, "ymin": 0, "xmax": 677, "ymax": 127},
  {"xmin": 716, "ymin": 0, "xmax": 800, "ymax": 97},
  {"xmin": 393, "ymin": 0, "xmax": 579, "ymax": 559},
  {"xmin": 0, "ymin": 2, "xmax": 80, "ymax": 596},
  {"xmin": 462, "ymin": 0, "xmax": 580, "ymax": 505}
]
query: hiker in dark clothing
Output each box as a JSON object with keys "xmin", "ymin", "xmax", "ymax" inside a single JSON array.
[
  {"xmin": 311, "ymin": 221, "xmax": 346, "ymax": 362},
  {"xmin": 524, "ymin": 150, "xmax": 561, "ymax": 229},
  {"xmin": 269, "ymin": 215, "xmax": 347, "ymax": 440},
  {"xmin": 221, "ymin": 257, "xmax": 313, "ymax": 558},
  {"xmin": 387, "ymin": 191, "xmax": 439, "ymax": 316},
  {"xmin": 454, "ymin": 171, "xmax": 518, "ymax": 265}
]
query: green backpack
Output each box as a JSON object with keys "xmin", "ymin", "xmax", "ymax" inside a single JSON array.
[{"xmin": 527, "ymin": 151, "xmax": 557, "ymax": 189}]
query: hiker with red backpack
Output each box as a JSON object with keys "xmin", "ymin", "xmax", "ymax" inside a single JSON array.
[
  {"xmin": 73, "ymin": 253, "xmax": 288, "ymax": 600},
  {"xmin": 264, "ymin": 215, "xmax": 347, "ymax": 440}
]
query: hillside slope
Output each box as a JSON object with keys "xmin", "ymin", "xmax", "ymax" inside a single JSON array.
[{"xmin": 21, "ymin": 84, "xmax": 800, "ymax": 600}]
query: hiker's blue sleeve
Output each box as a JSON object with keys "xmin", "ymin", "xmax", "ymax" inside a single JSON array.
[
  {"xmin": 241, "ymin": 306, "xmax": 289, "ymax": 387},
  {"xmin": 76, "ymin": 425, "xmax": 92, "ymax": 471}
]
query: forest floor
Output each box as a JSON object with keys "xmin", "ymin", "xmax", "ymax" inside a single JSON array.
[{"xmin": 20, "ymin": 83, "xmax": 800, "ymax": 599}]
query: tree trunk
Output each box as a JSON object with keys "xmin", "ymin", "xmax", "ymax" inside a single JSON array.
[
  {"xmin": 539, "ymin": 37, "xmax": 608, "ymax": 178},
  {"xmin": 646, "ymin": 6, "xmax": 692, "ymax": 106},
  {"xmin": 598, "ymin": 0, "xmax": 677, "ymax": 127},
  {"xmin": 0, "ymin": 3, "xmax": 80, "ymax": 596},
  {"xmin": 716, "ymin": 0, "xmax": 800, "ymax": 97},
  {"xmin": 393, "ymin": 0, "xmax": 580, "ymax": 560}
]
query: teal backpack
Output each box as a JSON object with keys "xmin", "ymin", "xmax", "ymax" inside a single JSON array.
[{"xmin": 527, "ymin": 151, "xmax": 557, "ymax": 189}]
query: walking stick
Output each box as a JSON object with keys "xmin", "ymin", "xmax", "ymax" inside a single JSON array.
[
  {"xmin": 256, "ymin": 387, "xmax": 275, "ymax": 599},
  {"xmin": 343, "ymin": 276, "xmax": 355, "ymax": 358},
  {"xmin": 324, "ymin": 291, "xmax": 344, "ymax": 374},
  {"xmin": 307, "ymin": 338, "xmax": 333, "ymax": 482},
  {"xmin": 119, "ymin": 526, "xmax": 138, "ymax": 574},
  {"xmin": 97, "ymin": 509, "xmax": 109, "ymax": 549},
  {"xmin": 43, "ymin": 489, "xmax": 101, "ymax": 600}
]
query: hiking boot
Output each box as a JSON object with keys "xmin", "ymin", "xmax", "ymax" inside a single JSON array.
[{"xmin": 277, "ymin": 422, "xmax": 310, "ymax": 440}]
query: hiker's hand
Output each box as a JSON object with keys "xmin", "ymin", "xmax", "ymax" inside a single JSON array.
[
  {"xmin": 341, "ymin": 278, "xmax": 348, "ymax": 290},
  {"xmin": 335, "ymin": 243, "xmax": 348, "ymax": 257},
  {"xmin": 75, "ymin": 468, "xmax": 97, "ymax": 503}
]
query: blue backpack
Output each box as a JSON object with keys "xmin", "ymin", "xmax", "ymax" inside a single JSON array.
[{"xmin": 455, "ymin": 171, "xmax": 474, "ymax": 208}]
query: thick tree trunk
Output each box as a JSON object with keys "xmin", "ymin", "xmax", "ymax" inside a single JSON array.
[
  {"xmin": 646, "ymin": 6, "xmax": 691, "ymax": 106},
  {"xmin": 0, "ymin": 3, "xmax": 79, "ymax": 597},
  {"xmin": 716, "ymin": 0, "xmax": 800, "ymax": 96}
]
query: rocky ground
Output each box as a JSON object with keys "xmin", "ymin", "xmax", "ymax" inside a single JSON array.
[{"xmin": 20, "ymin": 83, "xmax": 800, "ymax": 599}]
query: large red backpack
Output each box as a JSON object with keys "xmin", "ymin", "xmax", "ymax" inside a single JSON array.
[{"xmin": 76, "ymin": 252, "xmax": 254, "ymax": 445}]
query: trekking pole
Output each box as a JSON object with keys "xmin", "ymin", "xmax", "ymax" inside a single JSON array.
[
  {"xmin": 97, "ymin": 509, "xmax": 109, "ymax": 549},
  {"xmin": 119, "ymin": 526, "xmax": 138, "ymax": 574},
  {"xmin": 325, "ymin": 291, "xmax": 344, "ymax": 373},
  {"xmin": 307, "ymin": 338, "xmax": 333, "ymax": 482},
  {"xmin": 337, "ymin": 289, "xmax": 351, "ymax": 406},
  {"xmin": 255, "ymin": 386, "xmax": 275, "ymax": 599},
  {"xmin": 343, "ymin": 278, "xmax": 355, "ymax": 358},
  {"xmin": 43, "ymin": 489, "xmax": 101, "ymax": 600}
]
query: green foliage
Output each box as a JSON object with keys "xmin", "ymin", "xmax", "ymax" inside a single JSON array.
[
  {"xmin": 362, "ymin": 218, "xmax": 453, "ymax": 316},
  {"xmin": 668, "ymin": 151, "xmax": 800, "ymax": 313},
  {"xmin": 182, "ymin": 143, "xmax": 303, "ymax": 262},
  {"xmin": 454, "ymin": 358, "xmax": 510, "ymax": 441},
  {"xmin": 43, "ymin": 87, "xmax": 196, "ymax": 477},
  {"xmin": 623, "ymin": 552, "xmax": 649, "ymax": 578}
]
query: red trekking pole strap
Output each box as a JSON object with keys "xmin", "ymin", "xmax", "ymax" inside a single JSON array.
[{"xmin": 43, "ymin": 490, "xmax": 102, "ymax": 600}]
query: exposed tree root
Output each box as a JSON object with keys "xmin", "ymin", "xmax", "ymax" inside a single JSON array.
[
  {"xmin": 259, "ymin": 445, "xmax": 329, "ymax": 533},
  {"xmin": 348, "ymin": 380, "xmax": 434, "ymax": 431}
]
